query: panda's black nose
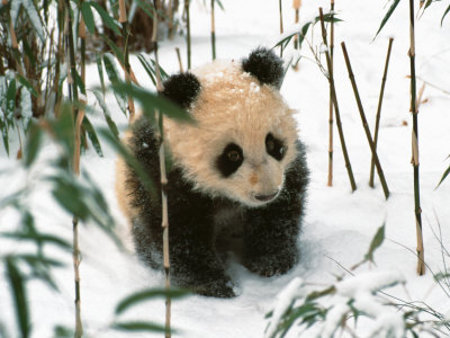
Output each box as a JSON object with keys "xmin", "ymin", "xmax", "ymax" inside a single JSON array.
[{"xmin": 254, "ymin": 192, "xmax": 278, "ymax": 202}]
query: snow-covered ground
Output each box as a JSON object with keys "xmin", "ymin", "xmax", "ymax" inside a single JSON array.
[{"xmin": 1, "ymin": 0, "xmax": 450, "ymax": 337}]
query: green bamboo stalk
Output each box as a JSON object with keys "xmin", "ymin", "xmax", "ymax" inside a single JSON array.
[
  {"xmin": 327, "ymin": 0, "xmax": 335, "ymax": 187},
  {"xmin": 319, "ymin": 8, "xmax": 357, "ymax": 192},
  {"xmin": 153, "ymin": 2, "xmax": 172, "ymax": 336},
  {"xmin": 408, "ymin": 0, "xmax": 425, "ymax": 276},
  {"xmin": 369, "ymin": 37, "xmax": 394, "ymax": 188},
  {"xmin": 211, "ymin": 0, "xmax": 216, "ymax": 60},
  {"xmin": 64, "ymin": 1, "xmax": 83, "ymax": 336},
  {"xmin": 186, "ymin": 0, "xmax": 191, "ymax": 69},
  {"xmin": 341, "ymin": 42, "xmax": 389, "ymax": 200}
]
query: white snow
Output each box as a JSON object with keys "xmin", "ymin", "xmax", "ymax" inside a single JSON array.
[{"xmin": 1, "ymin": 0, "xmax": 450, "ymax": 337}]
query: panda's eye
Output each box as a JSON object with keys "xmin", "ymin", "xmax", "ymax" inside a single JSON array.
[
  {"xmin": 227, "ymin": 150, "xmax": 241, "ymax": 162},
  {"xmin": 266, "ymin": 133, "xmax": 286, "ymax": 161},
  {"xmin": 216, "ymin": 143, "xmax": 244, "ymax": 177}
]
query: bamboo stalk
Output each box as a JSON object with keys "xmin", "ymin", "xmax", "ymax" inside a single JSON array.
[
  {"xmin": 369, "ymin": 37, "xmax": 393, "ymax": 188},
  {"xmin": 319, "ymin": 8, "xmax": 357, "ymax": 192},
  {"xmin": 175, "ymin": 47, "xmax": 184, "ymax": 72},
  {"xmin": 168, "ymin": 0, "xmax": 174, "ymax": 39},
  {"xmin": 293, "ymin": 0, "xmax": 301, "ymax": 49},
  {"xmin": 327, "ymin": 0, "xmax": 335, "ymax": 187},
  {"xmin": 211, "ymin": 0, "xmax": 216, "ymax": 60},
  {"xmin": 64, "ymin": 1, "xmax": 83, "ymax": 336},
  {"xmin": 408, "ymin": 0, "xmax": 425, "ymax": 276},
  {"xmin": 119, "ymin": 0, "xmax": 136, "ymax": 123},
  {"xmin": 341, "ymin": 42, "xmax": 390, "ymax": 200},
  {"xmin": 185, "ymin": 0, "xmax": 191, "ymax": 69},
  {"xmin": 279, "ymin": 0, "xmax": 284, "ymax": 57},
  {"xmin": 153, "ymin": 3, "xmax": 172, "ymax": 336}
]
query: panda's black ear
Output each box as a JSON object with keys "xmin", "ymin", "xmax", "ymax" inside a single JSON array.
[
  {"xmin": 242, "ymin": 47, "xmax": 284, "ymax": 89},
  {"xmin": 161, "ymin": 72, "xmax": 201, "ymax": 109}
]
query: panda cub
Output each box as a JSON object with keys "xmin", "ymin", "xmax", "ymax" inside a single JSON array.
[{"xmin": 116, "ymin": 48, "xmax": 309, "ymax": 298}]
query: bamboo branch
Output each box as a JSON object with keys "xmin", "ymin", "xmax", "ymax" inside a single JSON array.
[
  {"xmin": 408, "ymin": 0, "xmax": 425, "ymax": 276},
  {"xmin": 153, "ymin": 2, "xmax": 172, "ymax": 336},
  {"xmin": 175, "ymin": 47, "xmax": 184, "ymax": 72},
  {"xmin": 319, "ymin": 8, "xmax": 357, "ymax": 192},
  {"xmin": 369, "ymin": 37, "xmax": 393, "ymax": 188},
  {"xmin": 327, "ymin": 0, "xmax": 335, "ymax": 187},
  {"xmin": 119, "ymin": 0, "xmax": 136, "ymax": 123},
  {"xmin": 185, "ymin": 0, "xmax": 191, "ymax": 69},
  {"xmin": 64, "ymin": 0, "xmax": 83, "ymax": 336},
  {"xmin": 341, "ymin": 42, "xmax": 390, "ymax": 200},
  {"xmin": 211, "ymin": 0, "xmax": 216, "ymax": 60}
]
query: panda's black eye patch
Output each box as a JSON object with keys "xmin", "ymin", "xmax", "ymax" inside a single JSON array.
[
  {"xmin": 216, "ymin": 143, "xmax": 244, "ymax": 177},
  {"xmin": 266, "ymin": 133, "xmax": 286, "ymax": 161}
]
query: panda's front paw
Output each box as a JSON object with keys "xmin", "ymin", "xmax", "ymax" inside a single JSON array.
[
  {"xmin": 193, "ymin": 279, "xmax": 237, "ymax": 298},
  {"xmin": 244, "ymin": 251, "xmax": 298, "ymax": 277}
]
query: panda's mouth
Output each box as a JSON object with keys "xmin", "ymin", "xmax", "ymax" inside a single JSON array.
[{"xmin": 253, "ymin": 191, "xmax": 279, "ymax": 203}]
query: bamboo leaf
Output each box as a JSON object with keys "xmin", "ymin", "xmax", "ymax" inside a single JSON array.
[
  {"xmin": 24, "ymin": 122, "xmax": 43, "ymax": 167},
  {"xmin": 115, "ymin": 288, "xmax": 189, "ymax": 315},
  {"xmin": 16, "ymin": 75, "xmax": 38, "ymax": 97},
  {"xmin": 101, "ymin": 34, "xmax": 125, "ymax": 65},
  {"xmin": 137, "ymin": 54, "xmax": 157, "ymax": 86},
  {"xmin": 81, "ymin": 1, "xmax": 96, "ymax": 34},
  {"xmin": 112, "ymin": 321, "xmax": 167, "ymax": 333},
  {"xmin": 436, "ymin": 163, "xmax": 450, "ymax": 188},
  {"xmin": 111, "ymin": 82, "xmax": 193, "ymax": 123},
  {"xmin": 442, "ymin": 5, "xmax": 450, "ymax": 26},
  {"xmin": 103, "ymin": 53, "xmax": 127, "ymax": 115},
  {"xmin": 6, "ymin": 78, "xmax": 16, "ymax": 120},
  {"xmin": 82, "ymin": 116, "xmax": 104, "ymax": 157},
  {"xmin": 92, "ymin": 90, "xmax": 120, "ymax": 139},
  {"xmin": 89, "ymin": 1, "xmax": 122, "ymax": 35},
  {"xmin": 21, "ymin": 0, "xmax": 45, "ymax": 42},
  {"xmin": 364, "ymin": 223, "xmax": 385, "ymax": 262},
  {"xmin": 5, "ymin": 257, "xmax": 30, "ymax": 338},
  {"xmin": 96, "ymin": 55, "xmax": 106, "ymax": 97},
  {"xmin": 374, "ymin": 0, "xmax": 401, "ymax": 38},
  {"xmin": 1, "ymin": 232, "xmax": 72, "ymax": 250}
]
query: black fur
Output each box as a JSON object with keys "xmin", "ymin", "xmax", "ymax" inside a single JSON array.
[
  {"xmin": 242, "ymin": 47, "xmax": 284, "ymax": 89},
  {"xmin": 162, "ymin": 72, "xmax": 201, "ymax": 109},
  {"xmin": 215, "ymin": 143, "xmax": 244, "ymax": 178},
  {"xmin": 125, "ymin": 116, "xmax": 309, "ymax": 298},
  {"xmin": 265, "ymin": 133, "xmax": 286, "ymax": 161}
]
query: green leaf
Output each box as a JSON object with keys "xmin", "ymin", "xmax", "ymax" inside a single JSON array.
[
  {"xmin": 53, "ymin": 325, "xmax": 74, "ymax": 338},
  {"xmin": 24, "ymin": 122, "xmax": 43, "ymax": 167},
  {"xmin": 135, "ymin": 0, "xmax": 155, "ymax": 19},
  {"xmin": 6, "ymin": 78, "xmax": 16, "ymax": 120},
  {"xmin": 364, "ymin": 223, "xmax": 385, "ymax": 262},
  {"xmin": 17, "ymin": 75, "xmax": 38, "ymax": 97},
  {"xmin": 137, "ymin": 54, "xmax": 157, "ymax": 86},
  {"xmin": 442, "ymin": 5, "xmax": 450, "ymax": 26},
  {"xmin": 90, "ymin": 1, "xmax": 121, "ymax": 35},
  {"xmin": 111, "ymin": 82, "xmax": 194, "ymax": 123},
  {"xmin": 17, "ymin": 254, "xmax": 65, "ymax": 268},
  {"xmin": 21, "ymin": 0, "xmax": 45, "ymax": 42},
  {"xmin": 82, "ymin": 116, "xmax": 104, "ymax": 157},
  {"xmin": 1, "ymin": 232, "xmax": 72, "ymax": 250},
  {"xmin": 215, "ymin": 0, "xmax": 225, "ymax": 11},
  {"xmin": 0, "ymin": 108, "xmax": 10, "ymax": 156},
  {"xmin": 92, "ymin": 90, "xmax": 120, "ymax": 139},
  {"xmin": 112, "ymin": 321, "xmax": 167, "ymax": 333},
  {"xmin": 374, "ymin": 0, "xmax": 401, "ymax": 39},
  {"xmin": 96, "ymin": 55, "xmax": 106, "ymax": 97},
  {"xmin": 436, "ymin": 163, "xmax": 450, "ymax": 188},
  {"xmin": 103, "ymin": 53, "xmax": 127, "ymax": 115},
  {"xmin": 81, "ymin": 1, "xmax": 96, "ymax": 34},
  {"xmin": 5, "ymin": 257, "xmax": 30, "ymax": 338},
  {"xmin": 48, "ymin": 103, "xmax": 75, "ymax": 162},
  {"xmin": 115, "ymin": 288, "xmax": 189, "ymax": 315},
  {"xmin": 99, "ymin": 128, "xmax": 156, "ymax": 198},
  {"xmin": 101, "ymin": 34, "xmax": 125, "ymax": 65}
]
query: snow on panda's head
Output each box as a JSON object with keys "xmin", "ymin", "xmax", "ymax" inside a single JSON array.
[{"xmin": 163, "ymin": 48, "xmax": 298, "ymax": 207}]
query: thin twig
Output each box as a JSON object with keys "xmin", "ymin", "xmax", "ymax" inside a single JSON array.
[
  {"xmin": 185, "ymin": 0, "xmax": 191, "ymax": 69},
  {"xmin": 175, "ymin": 47, "xmax": 184, "ymax": 72},
  {"xmin": 327, "ymin": 0, "xmax": 335, "ymax": 187},
  {"xmin": 369, "ymin": 37, "xmax": 393, "ymax": 188},
  {"xmin": 408, "ymin": 0, "xmax": 425, "ymax": 276},
  {"xmin": 319, "ymin": 8, "xmax": 357, "ymax": 192},
  {"xmin": 341, "ymin": 42, "xmax": 390, "ymax": 200},
  {"xmin": 153, "ymin": 2, "xmax": 171, "ymax": 336}
]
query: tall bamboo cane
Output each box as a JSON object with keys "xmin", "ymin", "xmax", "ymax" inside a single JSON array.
[
  {"xmin": 341, "ymin": 42, "xmax": 390, "ymax": 200},
  {"xmin": 327, "ymin": 0, "xmax": 335, "ymax": 187},
  {"xmin": 369, "ymin": 38, "xmax": 393, "ymax": 188},
  {"xmin": 64, "ymin": 1, "xmax": 83, "ymax": 336},
  {"xmin": 153, "ymin": 2, "xmax": 172, "ymax": 335},
  {"xmin": 319, "ymin": 8, "xmax": 357, "ymax": 192},
  {"xmin": 185, "ymin": 0, "xmax": 191, "ymax": 69},
  {"xmin": 408, "ymin": 0, "xmax": 425, "ymax": 275}
]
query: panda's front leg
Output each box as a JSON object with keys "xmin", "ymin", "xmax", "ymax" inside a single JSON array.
[
  {"xmin": 167, "ymin": 191, "xmax": 236, "ymax": 298},
  {"xmin": 242, "ymin": 197, "xmax": 302, "ymax": 277}
]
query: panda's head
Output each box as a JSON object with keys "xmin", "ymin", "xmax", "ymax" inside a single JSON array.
[{"xmin": 163, "ymin": 48, "xmax": 298, "ymax": 208}]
